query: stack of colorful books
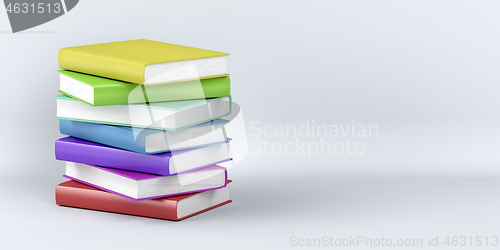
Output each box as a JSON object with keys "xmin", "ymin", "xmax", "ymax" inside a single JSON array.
[{"xmin": 54, "ymin": 39, "xmax": 234, "ymax": 221}]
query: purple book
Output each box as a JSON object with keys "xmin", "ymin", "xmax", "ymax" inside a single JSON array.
[
  {"xmin": 55, "ymin": 137, "xmax": 231, "ymax": 176},
  {"xmin": 63, "ymin": 161, "xmax": 228, "ymax": 201}
]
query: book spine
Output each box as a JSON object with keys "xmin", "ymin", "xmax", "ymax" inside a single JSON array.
[
  {"xmin": 199, "ymin": 76, "xmax": 231, "ymax": 98},
  {"xmin": 177, "ymin": 200, "xmax": 232, "ymax": 220},
  {"xmin": 56, "ymin": 182, "xmax": 179, "ymax": 220},
  {"xmin": 59, "ymin": 120, "xmax": 148, "ymax": 154},
  {"xmin": 58, "ymin": 49, "xmax": 146, "ymax": 84},
  {"xmin": 92, "ymin": 84, "xmax": 134, "ymax": 106},
  {"xmin": 55, "ymin": 137, "xmax": 172, "ymax": 175}
]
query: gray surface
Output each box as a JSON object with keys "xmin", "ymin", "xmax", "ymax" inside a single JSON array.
[
  {"xmin": 1, "ymin": 176, "xmax": 500, "ymax": 249},
  {"xmin": 1, "ymin": 0, "xmax": 500, "ymax": 249}
]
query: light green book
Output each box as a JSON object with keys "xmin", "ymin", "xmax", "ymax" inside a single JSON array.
[
  {"xmin": 55, "ymin": 95, "xmax": 232, "ymax": 131},
  {"xmin": 58, "ymin": 70, "xmax": 231, "ymax": 106}
]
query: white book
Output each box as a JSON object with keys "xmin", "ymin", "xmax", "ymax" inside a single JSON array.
[{"xmin": 55, "ymin": 95, "xmax": 231, "ymax": 130}]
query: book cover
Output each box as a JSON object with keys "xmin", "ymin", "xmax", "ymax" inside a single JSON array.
[
  {"xmin": 56, "ymin": 180, "xmax": 232, "ymax": 221},
  {"xmin": 59, "ymin": 70, "xmax": 231, "ymax": 106},
  {"xmin": 55, "ymin": 136, "xmax": 231, "ymax": 175},
  {"xmin": 58, "ymin": 39, "xmax": 229, "ymax": 84},
  {"xmin": 59, "ymin": 119, "xmax": 229, "ymax": 154}
]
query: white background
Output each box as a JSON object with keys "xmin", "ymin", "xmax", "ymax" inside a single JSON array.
[{"xmin": 1, "ymin": 1, "xmax": 500, "ymax": 249}]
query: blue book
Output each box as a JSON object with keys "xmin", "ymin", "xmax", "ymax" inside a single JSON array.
[{"xmin": 59, "ymin": 119, "xmax": 229, "ymax": 154}]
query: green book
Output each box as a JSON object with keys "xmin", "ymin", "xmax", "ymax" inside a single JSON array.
[{"xmin": 58, "ymin": 70, "xmax": 231, "ymax": 106}]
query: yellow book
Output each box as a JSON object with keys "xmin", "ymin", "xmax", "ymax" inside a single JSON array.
[{"xmin": 58, "ymin": 39, "xmax": 230, "ymax": 85}]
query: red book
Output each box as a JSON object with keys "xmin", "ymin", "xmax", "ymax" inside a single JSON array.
[{"xmin": 56, "ymin": 180, "xmax": 232, "ymax": 221}]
